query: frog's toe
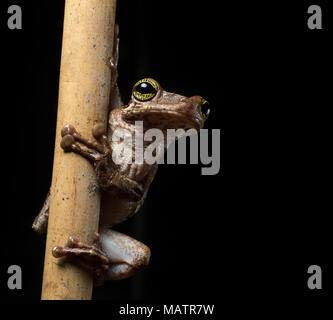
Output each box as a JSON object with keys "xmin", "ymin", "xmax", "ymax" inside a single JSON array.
[
  {"xmin": 92, "ymin": 123, "xmax": 106, "ymax": 139},
  {"xmin": 61, "ymin": 124, "xmax": 77, "ymax": 137},
  {"xmin": 60, "ymin": 134, "xmax": 75, "ymax": 151}
]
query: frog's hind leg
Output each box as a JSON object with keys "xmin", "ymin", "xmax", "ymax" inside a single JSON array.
[
  {"xmin": 32, "ymin": 190, "xmax": 50, "ymax": 235},
  {"xmin": 108, "ymin": 24, "xmax": 123, "ymax": 110},
  {"xmin": 99, "ymin": 227, "xmax": 151, "ymax": 281},
  {"xmin": 52, "ymin": 228, "xmax": 150, "ymax": 284},
  {"xmin": 52, "ymin": 233, "xmax": 111, "ymax": 280}
]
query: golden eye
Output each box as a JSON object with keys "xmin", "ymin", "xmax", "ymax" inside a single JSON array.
[
  {"xmin": 133, "ymin": 78, "xmax": 158, "ymax": 101},
  {"xmin": 201, "ymin": 98, "xmax": 210, "ymax": 121}
]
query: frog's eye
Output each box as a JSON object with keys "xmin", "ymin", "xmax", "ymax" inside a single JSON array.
[
  {"xmin": 133, "ymin": 78, "xmax": 158, "ymax": 101},
  {"xmin": 201, "ymin": 98, "xmax": 210, "ymax": 121}
]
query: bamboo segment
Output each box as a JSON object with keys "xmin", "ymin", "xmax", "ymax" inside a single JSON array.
[{"xmin": 41, "ymin": 0, "xmax": 117, "ymax": 300}]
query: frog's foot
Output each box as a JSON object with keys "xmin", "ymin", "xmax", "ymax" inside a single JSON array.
[
  {"xmin": 52, "ymin": 233, "xmax": 110, "ymax": 281},
  {"xmin": 52, "ymin": 229, "xmax": 151, "ymax": 285},
  {"xmin": 60, "ymin": 124, "xmax": 110, "ymax": 164}
]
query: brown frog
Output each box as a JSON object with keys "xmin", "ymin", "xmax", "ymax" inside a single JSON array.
[{"xmin": 33, "ymin": 27, "xmax": 210, "ymax": 283}]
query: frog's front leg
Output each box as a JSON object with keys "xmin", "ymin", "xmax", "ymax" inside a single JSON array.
[
  {"xmin": 61, "ymin": 123, "xmax": 144, "ymax": 201},
  {"xmin": 60, "ymin": 123, "xmax": 109, "ymax": 164},
  {"xmin": 53, "ymin": 228, "xmax": 150, "ymax": 283}
]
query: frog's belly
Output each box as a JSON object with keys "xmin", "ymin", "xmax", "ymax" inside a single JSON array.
[{"xmin": 99, "ymin": 192, "xmax": 140, "ymax": 227}]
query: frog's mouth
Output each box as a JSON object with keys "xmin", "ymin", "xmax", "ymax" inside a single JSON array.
[{"xmin": 122, "ymin": 109, "xmax": 203, "ymax": 131}]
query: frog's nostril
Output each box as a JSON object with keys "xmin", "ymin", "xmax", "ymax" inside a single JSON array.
[{"xmin": 201, "ymin": 98, "xmax": 210, "ymax": 121}]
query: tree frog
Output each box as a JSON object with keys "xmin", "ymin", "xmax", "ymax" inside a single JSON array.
[{"xmin": 33, "ymin": 25, "xmax": 210, "ymax": 284}]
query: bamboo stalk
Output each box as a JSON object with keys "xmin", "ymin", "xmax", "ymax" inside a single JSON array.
[{"xmin": 41, "ymin": 0, "xmax": 117, "ymax": 300}]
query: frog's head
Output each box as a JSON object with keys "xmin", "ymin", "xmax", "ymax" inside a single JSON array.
[{"xmin": 121, "ymin": 78, "xmax": 210, "ymax": 132}]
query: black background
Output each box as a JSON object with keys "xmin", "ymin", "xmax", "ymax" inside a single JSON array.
[{"xmin": 0, "ymin": 0, "xmax": 331, "ymax": 314}]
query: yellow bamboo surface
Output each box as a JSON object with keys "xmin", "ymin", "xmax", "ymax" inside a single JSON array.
[{"xmin": 41, "ymin": 0, "xmax": 117, "ymax": 300}]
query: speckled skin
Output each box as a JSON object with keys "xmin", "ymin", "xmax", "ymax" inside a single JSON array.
[{"xmin": 33, "ymin": 26, "xmax": 206, "ymax": 283}]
